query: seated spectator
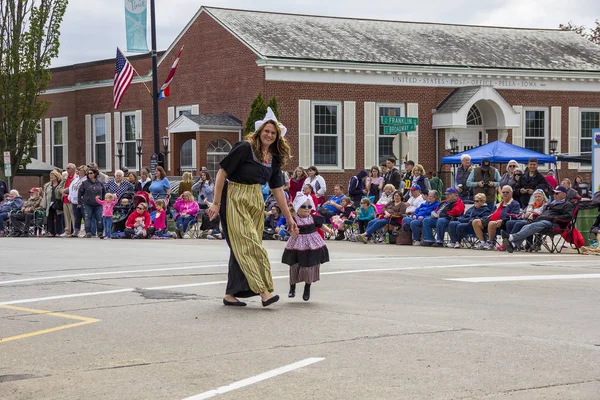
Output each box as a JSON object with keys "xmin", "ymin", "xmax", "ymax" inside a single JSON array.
[
  {"xmin": 356, "ymin": 190, "xmax": 406, "ymax": 243},
  {"xmin": 317, "ymin": 184, "xmax": 344, "ymax": 221},
  {"xmin": 502, "ymin": 186, "xmax": 575, "ymax": 253},
  {"xmin": 501, "ymin": 189, "xmax": 548, "ymax": 251},
  {"xmin": 472, "ymin": 185, "xmax": 520, "ymax": 250},
  {"xmin": 402, "ymin": 191, "xmax": 440, "ymax": 245},
  {"xmin": 265, "ymin": 188, "xmax": 289, "ymax": 210},
  {"xmin": 348, "ymin": 169, "xmax": 368, "ymax": 207},
  {"xmin": 560, "ymin": 178, "xmax": 579, "ymax": 201},
  {"xmin": 447, "ymin": 193, "xmax": 491, "ymax": 248},
  {"xmin": 332, "ymin": 197, "xmax": 356, "ymax": 240},
  {"xmin": 405, "ymin": 185, "xmax": 425, "ymax": 215},
  {"xmin": 7, "ymin": 189, "xmax": 41, "ymax": 237},
  {"xmin": 545, "ymin": 169, "xmax": 558, "ymax": 189},
  {"xmin": 124, "ymin": 202, "xmax": 154, "ymax": 239},
  {"xmin": 422, "ymin": 188, "xmax": 465, "ymax": 247},
  {"xmin": 356, "ymin": 197, "xmax": 376, "ymax": 234},
  {"xmin": 274, "ymin": 204, "xmax": 295, "ymax": 241},
  {"xmin": 200, "ymin": 200, "xmax": 223, "ymax": 240},
  {"xmin": 0, "ymin": 190, "xmax": 24, "ymax": 236},
  {"xmin": 174, "ymin": 191, "xmax": 199, "ymax": 238},
  {"xmin": 376, "ymin": 184, "xmax": 395, "ymax": 214},
  {"xmin": 264, "ymin": 205, "xmax": 281, "ymax": 231},
  {"xmin": 105, "ymin": 169, "xmax": 134, "ymax": 199}
]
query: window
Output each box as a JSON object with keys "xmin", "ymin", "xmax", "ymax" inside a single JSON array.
[
  {"xmin": 580, "ymin": 110, "xmax": 600, "ymax": 154},
  {"xmin": 312, "ymin": 102, "xmax": 342, "ymax": 168},
  {"xmin": 176, "ymin": 106, "xmax": 193, "ymax": 117},
  {"xmin": 207, "ymin": 139, "xmax": 231, "ymax": 179},
  {"xmin": 93, "ymin": 115, "xmax": 107, "ymax": 170},
  {"xmin": 51, "ymin": 118, "xmax": 65, "ymax": 168},
  {"xmin": 180, "ymin": 139, "xmax": 196, "ymax": 173},
  {"xmin": 377, "ymin": 104, "xmax": 405, "ymax": 164},
  {"xmin": 122, "ymin": 112, "xmax": 137, "ymax": 169},
  {"xmin": 524, "ymin": 108, "xmax": 548, "ymax": 154},
  {"xmin": 467, "ymin": 105, "xmax": 483, "ymax": 126}
]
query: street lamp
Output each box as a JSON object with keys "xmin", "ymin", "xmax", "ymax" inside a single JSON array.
[
  {"xmin": 136, "ymin": 137, "xmax": 143, "ymax": 172},
  {"xmin": 549, "ymin": 138, "xmax": 558, "ymax": 155},
  {"xmin": 116, "ymin": 141, "xmax": 124, "ymax": 170},
  {"xmin": 161, "ymin": 135, "xmax": 170, "ymax": 172},
  {"xmin": 449, "ymin": 137, "xmax": 459, "ymax": 155}
]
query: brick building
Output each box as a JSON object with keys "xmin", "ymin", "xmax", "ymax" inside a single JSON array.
[{"xmin": 26, "ymin": 6, "xmax": 600, "ymax": 194}]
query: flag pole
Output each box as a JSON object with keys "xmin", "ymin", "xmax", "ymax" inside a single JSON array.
[
  {"xmin": 150, "ymin": 0, "xmax": 161, "ymax": 168},
  {"xmin": 118, "ymin": 47, "xmax": 152, "ymax": 96}
]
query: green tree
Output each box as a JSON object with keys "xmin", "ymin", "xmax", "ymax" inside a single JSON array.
[
  {"xmin": 0, "ymin": 0, "xmax": 68, "ymax": 185},
  {"xmin": 245, "ymin": 92, "xmax": 267, "ymax": 134},
  {"xmin": 267, "ymin": 96, "xmax": 279, "ymax": 119},
  {"xmin": 560, "ymin": 20, "xmax": 600, "ymax": 45}
]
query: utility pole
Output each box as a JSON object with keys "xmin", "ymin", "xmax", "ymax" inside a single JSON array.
[{"xmin": 150, "ymin": 0, "xmax": 161, "ymax": 166}]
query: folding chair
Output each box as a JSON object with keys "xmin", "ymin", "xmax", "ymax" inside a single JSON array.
[{"xmin": 530, "ymin": 201, "xmax": 581, "ymax": 254}]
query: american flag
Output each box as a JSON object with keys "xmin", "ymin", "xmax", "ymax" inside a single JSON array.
[
  {"xmin": 158, "ymin": 47, "xmax": 184, "ymax": 99},
  {"xmin": 113, "ymin": 48, "xmax": 134, "ymax": 109}
]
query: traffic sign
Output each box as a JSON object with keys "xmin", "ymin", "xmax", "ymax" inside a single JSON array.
[
  {"xmin": 383, "ymin": 124, "xmax": 416, "ymax": 135},
  {"xmin": 4, "ymin": 164, "xmax": 12, "ymax": 177},
  {"xmin": 380, "ymin": 116, "xmax": 418, "ymax": 125},
  {"xmin": 3, "ymin": 151, "xmax": 10, "ymax": 164}
]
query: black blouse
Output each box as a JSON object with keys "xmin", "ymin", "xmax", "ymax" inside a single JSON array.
[{"xmin": 219, "ymin": 141, "xmax": 283, "ymax": 188}]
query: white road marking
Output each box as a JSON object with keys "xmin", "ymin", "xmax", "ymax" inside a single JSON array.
[
  {"xmin": 0, "ymin": 254, "xmax": 564, "ymax": 286},
  {"xmin": 181, "ymin": 357, "xmax": 325, "ymax": 400},
  {"xmin": 447, "ymin": 273, "xmax": 600, "ymax": 283},
  {"xmin": 0, "ymin": 260, "xmax": 579, "ymax": 306}
]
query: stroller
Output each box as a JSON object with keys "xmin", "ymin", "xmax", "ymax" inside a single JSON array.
[{"xmin": 112, "ymin": 192, "xmax": 136, "ymax": 233}]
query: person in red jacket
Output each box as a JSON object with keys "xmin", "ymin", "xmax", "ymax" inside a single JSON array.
[
  {"xmin": 421, "ymin": 188, "xmax": 465, "ymax": 246},
  {"xmin": 288, "ymin": 167, "xmax": 307, "ymax": 202},
  {"xmin": 124, "ymin": 202, "xmax": 154, "ymax": 238}
]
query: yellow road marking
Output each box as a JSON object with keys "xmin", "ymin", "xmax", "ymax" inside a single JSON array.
[{"xmin": 0, "ymin": 304, "xmax": 100, "ymax": 343}]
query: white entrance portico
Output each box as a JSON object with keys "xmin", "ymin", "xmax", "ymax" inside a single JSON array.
[{"xmin": 433, "ymin": 86, "xmax": 520, "ymax": 152}]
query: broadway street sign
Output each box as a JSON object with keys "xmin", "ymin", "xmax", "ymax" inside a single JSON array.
[{"xmin": 383, "ymin": 124, "xmax": 416, "ymax": 135}]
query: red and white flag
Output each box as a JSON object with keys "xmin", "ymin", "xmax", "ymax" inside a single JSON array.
[
  {"xmin": 113, "ymin": 48, "xmax": 134, "ymax": 109},
  {"xmin": 158, "ymin": 47, "xmax": 184, "ymax": 99}
]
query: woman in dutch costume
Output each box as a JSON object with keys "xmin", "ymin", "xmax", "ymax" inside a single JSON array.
[
  {"xmin": 206, "ymin": 108, "xmax": 298, "ymax": 307},
  {"xmin": 282, "ymin": 193, "xmax": 331, "ymax": 301}
]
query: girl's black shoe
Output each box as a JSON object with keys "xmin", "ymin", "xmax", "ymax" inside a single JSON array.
[
  {"xmin": 303, "ymin": 284, "xmax": 311, "ymax": 301},
  {"xmin": 288, "ymin": 284, "xmax": 296, "ymax": 298}
]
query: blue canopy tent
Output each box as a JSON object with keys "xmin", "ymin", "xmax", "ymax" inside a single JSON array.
[{"xmin": 441, "ymin": 141, "xmax": 556, "ymax": 165}]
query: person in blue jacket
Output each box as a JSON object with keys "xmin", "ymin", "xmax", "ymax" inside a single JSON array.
[
  {"xmin": 401, "ymin": 191, "xmax": 440, "ymax": 244},
  {"xmin": 446, "ymin": 193, "xmax": 492, "ymax": 248}
]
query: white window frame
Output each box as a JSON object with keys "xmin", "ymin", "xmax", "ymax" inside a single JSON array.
[
  {"xmin": 180, "ymin": 138, "xmax": 197, "ymax": 170},
  {"xmin": 311, "ymin": 101, "xmax": 342, "ymax": 171},
  {"xmin": 176, "ymin": 105, "xmax": 193, "ymax": 117},
  {"xmin": 207, "ymin": 139, "xmax": 232, "ymax": 179},
  {"xmin": 523, "ymin": 107, "xmax": 549, "ymax": 155},
  {"xmin": 51, "ymin": 117, "xmax": 66, "ymax": 169},
  {"xmin": 376, "ymin": 103, "xmax": 405, "ymax": 164},
  {"xmin": 121, "ymin": 111, "xmax": 138, "ymax": 170},
  {"xmin": 92, "ymin": 114, "xmax": 108, "ymax": 171},
  {"xmin": 578, "ymin": 108, "xmax": 599, "ymax": 172},
  {"xmin": 30, "ymin": 120, "xmax": 42, "ymax": 160}
]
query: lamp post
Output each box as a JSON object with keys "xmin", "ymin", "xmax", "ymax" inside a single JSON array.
[
  {"xmin": 549, "ymin": 138, "xmax": 558, "ymax": 155},
  {"xmin": 161, "ymin": 136, "xmax": 170, "ymax": 173},
  {"xmin": 116, "ymin": 141, "xmax": 124, "ymax": 170},
  {"xmin": 136, "ymin": 137, "xmax": 143, "ymax": 173},
  {"xmin": 449, "ymin": 137, "xmax": 459, "ymax": 155}
]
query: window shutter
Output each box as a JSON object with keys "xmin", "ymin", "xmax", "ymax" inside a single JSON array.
[
  {"xmin": 44, "ymin": 118, "xmax": 51, "ymax": 164},
  {"xmin": 407, "ymin": 103, "xmax": 419, "ymax": 164},
  {"xmin": 135, "ymin": 110, "xmax": 142, "ymax": 171},
  {"xmin": 551, "ymin": 107, "xmax": 561, "ymax": 169},
  {"xmin": 85, "ymin": 115, "xmax": 92, "ymax": 165},
  {"xmin": 191, "ymin": 105, "xmax": 199, "ymax": 115},
  {"xmin": 105, "ymin": 113, "xmax": 112, "ymax": 172},
  {"xmin": 167, "ymin": 107, "xmax": 175, "ymax": 172},
  {"xmin": 364, "ymin": 102, "xmax": 376, "ymax": 168},
  {"xmin": 62, "ymin": 117, "xmax": 68, "ymax": 169},
  {"xmin": 298, "ymin": 100, "xmax": 311, "ymax": 167},
  {"xmin": 511, "ymin": 106, "xmax": 523, "ymax": 147},
  {"xmin": 343, "ymin": 101, "xmax": 356, "ymax": 170},
  {"xmin": 568, "ymin": 107, "xmax": 580, "ymax": 170}
]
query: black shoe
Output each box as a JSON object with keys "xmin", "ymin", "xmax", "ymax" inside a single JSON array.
[
  {"xmin": 303, "ymin": 284, "xmax": 311, "ymax": 301},
  {"xmin": 288, "ymin": 284, "xmax": 296, "ymax": 298},
  {"xmin": 335, "ymin": 232, "xmax": 345, "ymax": 241},
  {"xmin": 178, "ymin": 226, "xmax": 185, "ymax": 238},
  {"xmin": 262, "ymin": 295, "xmax": 280, "ymax": 307},
  {"xmin": 422, "ymin": 241, "xmax": 434, "ymax": 247},
  {"xmin": 501, "ymin": 230, "xmax": 510, "ymax": 240},
  {"xmin": 223, "ymin": 298, "xmax": 247, "ymax": 306},
  {"xmin": 432, "ymin": 242, "xmax": 443, "ymax": 247}
]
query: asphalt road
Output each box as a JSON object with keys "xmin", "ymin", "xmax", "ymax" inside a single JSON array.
[{"xmin": 1, "ymin": 238, "xmax": 599, "ymax": 400}]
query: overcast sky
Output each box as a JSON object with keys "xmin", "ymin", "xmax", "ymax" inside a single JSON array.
[{"xmin": 53, "ymin": 0, "xmax": 600, "ymax": 67}]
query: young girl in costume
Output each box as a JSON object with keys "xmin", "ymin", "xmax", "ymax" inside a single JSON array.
[{"xmin": 282, "ymin": 193, "xmax": 331, "ymax": 301}]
